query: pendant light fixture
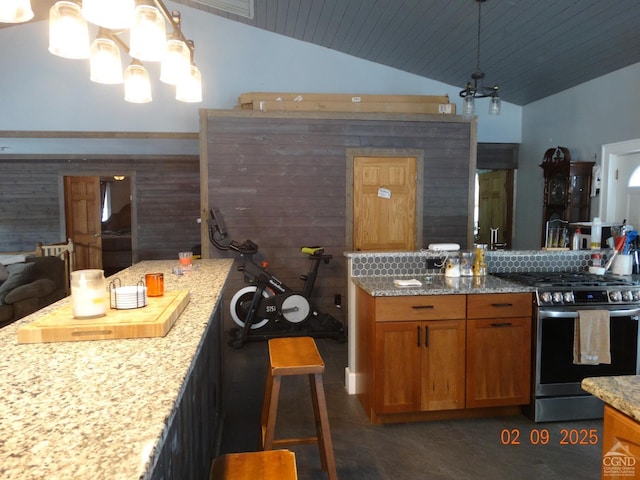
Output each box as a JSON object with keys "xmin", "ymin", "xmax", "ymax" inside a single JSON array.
[
  {"xmin": 176, "ymin": 63, "xmax": 203, "ymax": 103},
  {"xmin": 459, "ymin": 0, "xmax": 501, "ymax": 118},
  {"xmin": 160, "ymin": 12, "xmax": 191, "ymax": 85},
  {"xmin": 129, "ymin": 3, "xmax": 167, "ymax": 62},
  {"xmin": 0, "ymin": 0, "xmax": 34, "ymax": 23},
  {"xmin": 124, "ymin": 60, "xmax": 152, "ymax": 103},
  {"xmin": 90, "ymin": 29, "xmax": 124, "ymax": 85},
  {"xmin": 46, "ymin": 0, "xmax": 203, "ymax": 103},
  {"xmin": 48, "ymin": 1, "xmax": 90, "ymax": 59},
  {"xmin": 82, "ymin": 0, "xmax": 135, "ymax": 30}
]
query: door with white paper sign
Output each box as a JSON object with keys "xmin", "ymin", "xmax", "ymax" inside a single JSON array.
[{"xmin": 353, "ymin": 156, "xmax": 417, "ymax": 251}]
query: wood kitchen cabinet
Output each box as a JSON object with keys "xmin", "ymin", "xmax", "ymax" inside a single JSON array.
[
  {"xmin": 375, "ymin": 318, "xmax": 465, "ymax": 414},
  {"xmin": 466, "ymin": 293, "xmax": 532, "ymax": 408},
  {"xmin": 356, "ymin": 288, "xmax": 533, "ymax": 424},
  {"xmin": 356, "ymin": 290, "xmax": 466, "ymax": 422},
  {"xmin": 601, "ymin": 405, "xmax": 640, "ymax": 479}
]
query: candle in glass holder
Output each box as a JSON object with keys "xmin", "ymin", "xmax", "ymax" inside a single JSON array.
[{"xmin": 71, "ymin": 269, "xmax": 107, "ymax": 319}]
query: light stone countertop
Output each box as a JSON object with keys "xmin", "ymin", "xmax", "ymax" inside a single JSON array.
[
  {"xmin": 582, "ymin": 375, "xmax": 640, "ymax": 422},
  {"xmin": 353, "ymin": 274, "xmax": 535, "ymax": 296},
  {"xmin": 0, "ymin": 259, "xmax": 233, "ymax": 480}
]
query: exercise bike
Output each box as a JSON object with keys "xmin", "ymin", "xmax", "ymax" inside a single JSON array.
[{"xmin": 208, "ymin": 209, "xmax": 347, "ymax": 348}]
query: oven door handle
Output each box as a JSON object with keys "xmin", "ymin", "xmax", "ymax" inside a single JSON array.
[{"xmin": 539, "ymin": 308, "xmax": 640, "ymax": 319}]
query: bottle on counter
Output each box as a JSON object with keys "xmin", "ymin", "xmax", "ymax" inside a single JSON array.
[
  {"xmin": 591, "ymin": 217, "xmax": 602, "ymax": 249},
  {"xmin": 473, "ymin": 246, "xmax": 487, "ymax": 276},
  {"xmin": 571, "ymin": 228, "xmax": 581, "ymax": 250}
]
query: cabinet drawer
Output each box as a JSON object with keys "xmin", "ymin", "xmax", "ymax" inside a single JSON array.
[
  {"xmin": 467, "ymin": 293, "xmax": 532, "ymax": 319},
  {"xmin": 375, "ymin": 295, "xmax": 466, "ymax": 321}
]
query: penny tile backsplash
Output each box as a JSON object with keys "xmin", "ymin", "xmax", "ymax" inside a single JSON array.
[{"xmin": 348, "ymin": 250, "xmax": 607, "ymax": 277}]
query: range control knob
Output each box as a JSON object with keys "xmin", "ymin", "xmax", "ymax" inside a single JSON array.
[
  {"xmin": 552, "ymin": 292, "xmax": 564, "ymax": 304},
  {"xmin": 622, "ymin": 291, "xmax": 634, "ymax": 302},
  {"xmin": 540, "ymin": 292, "xmax": 552, "ymax": 304},
  {"xmin": 633, "ymin": 291, "xmax": 640, "ymax": 301},
  {"xmin": 563, "ymin": 292, "xmax": 575, "ymax": 303},
  {"xmin": 609, "ymin": 290, "xmax": 622, "ymax": 303}
]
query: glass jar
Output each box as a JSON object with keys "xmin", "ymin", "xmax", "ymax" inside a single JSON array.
[
  {"xmin": 445, "ymin": 254, "xmax": 461, "ymax": 278},
  {"xmin": 71, "ymin": 269, "xmax": 107, "ymax": 319},
  {"xmin": 460, "ymin": 251, "xmax": 474, "ymax": 276}
]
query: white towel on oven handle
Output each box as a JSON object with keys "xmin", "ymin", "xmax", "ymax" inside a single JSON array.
[{"xmin": 573, "ymin": 310, "xmax": 611, "ymax": 365}]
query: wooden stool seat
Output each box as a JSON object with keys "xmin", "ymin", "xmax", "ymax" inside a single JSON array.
[
  {"xmin": 261, "ymin": 337, "xmax": 338, "ymax": 480},
  {"xmin": 210, "ymin": 450, "xmax": 298, "ymax": 479}
]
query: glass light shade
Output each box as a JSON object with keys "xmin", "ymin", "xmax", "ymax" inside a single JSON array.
[
  {"xmin": 176, "ymin": 65, "xmax": 203, "ymax": 103},
  {"xmin": 462, "ymin": 95, "xmax": 476, "ymax": 118},
  {"xmin": 48, "ymin": 1, "xmax": 90, "ymax": 59},
  {"xmin": 160, "ymin": 39, "xmax": 191, "ymax": 85},
  {"xmin": 0, "ymin": 0, "xmax": 34, "ymax": 23},
  {"xmin": 90, "ymin": 37, "xmax": 124, "ymax": 84},
  {"xmin": 488, "ymin": 96, "xmax": 501, "ymax": 115},
  {"xmin": 82, "ymin": 0, "xmax": 135, "ymax": 30},
  {"xmin": 129, "ymin": 5, "xmax": 166, "ymax": 62},
  {"xmin": 124, "ymin": 62, "xmax": 152, "ymax": 103}
]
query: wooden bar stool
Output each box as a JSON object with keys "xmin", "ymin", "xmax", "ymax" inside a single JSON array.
[
  {"xmin": 210, "ymin": 450, "xmax": 298, "ymax": 479},
  {"xmin": 260, "ymin": 336, "xmax": 338, "ymax": 480}
]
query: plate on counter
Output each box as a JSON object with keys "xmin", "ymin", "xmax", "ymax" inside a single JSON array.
[{"xmin": 110, "ymin": 285, "xmax": 147, "ymax": 309}]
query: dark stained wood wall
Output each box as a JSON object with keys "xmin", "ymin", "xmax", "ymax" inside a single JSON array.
[
  {"xmin": 0, "ymin": 156, "xmax": 200, "ymax": 260},
  {"xmin": 202, "ymin": 110, "xmax": 475, "ymax": 322}
]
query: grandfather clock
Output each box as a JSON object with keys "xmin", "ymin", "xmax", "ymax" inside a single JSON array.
[{"xmin": 540, "ymin": 147, "xmax": 594, "ymax": 245}]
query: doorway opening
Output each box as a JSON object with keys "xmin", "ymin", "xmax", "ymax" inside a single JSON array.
[
  {"xmin": 63, "ymin": 174, "xmax": 134, "ymax": 275},
  {"xmin": 600, "ymin": 138, "xmax": 640, "ymax": 229},
  {"xmin": 100, "ymin": 176, "xmax": 133, "ymax": 276},
  {"xmin": 475, "ymin": 143, "xmax": 519, "ymax": 249}
]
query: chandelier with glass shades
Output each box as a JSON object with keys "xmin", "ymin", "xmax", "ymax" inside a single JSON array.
[
  {"xmin": 459, "ymin": 0, "xmax": 500, "ymax": 118},
  {"xmin": 1, "ymin": 0, "xmax": 203, "ymax": 104}
]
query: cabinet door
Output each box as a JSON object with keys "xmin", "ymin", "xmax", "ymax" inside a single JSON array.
[
  {"xmin": 466, "ymin": 316, "xmax": 531, "ymax": 408},
  {"xmin": 421, "ymin": 319, "xmax": 466, "ymax": 411},
  {"xmin": 602, "ymin": 405, "xmax": 640, "ymax": 478},
  {"xmin": 374, "ymin": 321, "xmax": 422, "ymax": 413}
]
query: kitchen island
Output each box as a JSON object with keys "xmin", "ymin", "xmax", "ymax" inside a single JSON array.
[
  {"xmin": 0, "ymin": 259, "xmax": 233, "ymax": 480},
  {"xmin": 582, "ymin": 376, "xmax": 640, "ymax": 479}
]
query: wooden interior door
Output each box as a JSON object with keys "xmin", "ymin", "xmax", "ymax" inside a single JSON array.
[
  {"xmin": 353, "ymin": 156, "xmax": 417, "ymax": 251},
  {"xmin": 477, "ymin": 170, "xmax": 513, "ymax": 247},
  {"xmin": 64, "ymin": 176, "xmax": 103, "ymax": 270}
]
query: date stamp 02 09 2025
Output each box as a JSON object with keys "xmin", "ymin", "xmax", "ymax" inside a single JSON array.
[
  {"xmin": 501, "ymin": 427, "xmax": 639, "ymax": 478},
  {"xmin": 500, "ymin": 427, "xmax": 599, "ymax": 446}
]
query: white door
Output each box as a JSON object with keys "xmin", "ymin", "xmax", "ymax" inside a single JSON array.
[{"xmin": 613, "ymin": 153, "xmax": 640, "ymax": 229}]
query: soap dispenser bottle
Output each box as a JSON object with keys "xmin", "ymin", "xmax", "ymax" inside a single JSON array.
[{"xmin": 571, "ymin": 228, "xmax": 581, "ymax": 250}]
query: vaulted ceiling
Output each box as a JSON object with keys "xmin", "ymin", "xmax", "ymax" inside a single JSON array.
[{"xmin": 14, "ymin": 1, "xmax": 640, "ymax": 106}]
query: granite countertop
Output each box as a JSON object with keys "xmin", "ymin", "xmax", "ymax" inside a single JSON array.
[
  {"xmin": 582, "ymin": 375, "xmax": 640, "ymax": 422},
  {"xmin": 353, "ymin": 274, "xmax": 535, "ymax": 296},
  {"xmin": 0, "ymin": 259, "xmax": 233, "ymax": 480}
]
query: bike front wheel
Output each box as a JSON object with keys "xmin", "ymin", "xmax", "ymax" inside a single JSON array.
[{"xmin": 230, "ymin": 285, "xmax": 271, "ymax": 329}]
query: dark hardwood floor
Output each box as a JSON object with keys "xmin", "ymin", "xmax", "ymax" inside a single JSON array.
[{"xmin": 219, "ymin": 330, "xmax": 602, "ymax": 479}]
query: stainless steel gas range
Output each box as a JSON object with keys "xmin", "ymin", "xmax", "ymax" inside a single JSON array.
[{"xmin": 494, "ymin": 271, "xmax": 640, "ymax": 422}]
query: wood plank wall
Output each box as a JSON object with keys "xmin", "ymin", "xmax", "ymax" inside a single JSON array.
[
  {"xmin": 202, "ymin": 110, "xmax": 474, "ymax": 325},
  {"xmin": 0, "ymin": 156, "xmax": 200, "ymax": 260}
]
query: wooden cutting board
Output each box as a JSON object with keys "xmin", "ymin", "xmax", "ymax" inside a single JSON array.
[{"xmin": 17, "ymin": 290, "xmax": 190, "ymax": 344}]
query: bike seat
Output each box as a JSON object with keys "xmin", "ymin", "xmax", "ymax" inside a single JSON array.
[{"xmin": 301, "ymin": 246, "xmax": 324, "ymax": 256}]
